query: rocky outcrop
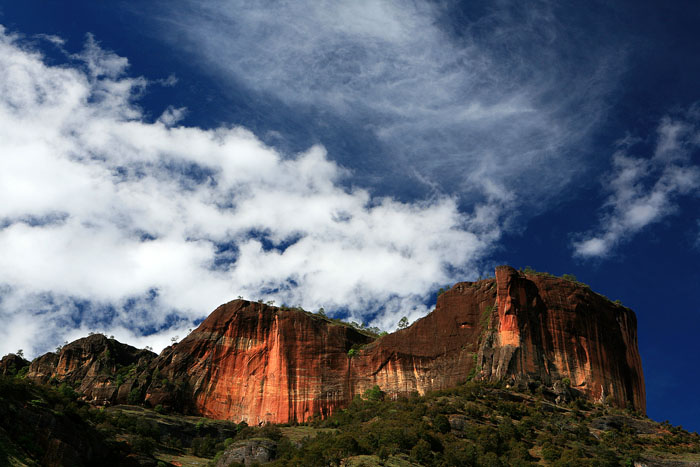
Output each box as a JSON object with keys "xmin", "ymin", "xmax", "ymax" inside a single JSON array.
[
  {"xmin": 140, "ymin": 265, "xmax": 645, "ymax": 423},
  {"xmin": 0, "ymin": 353, "xmax": 29, "ymax": 376},
  {"xmin": 345, "ymin": 279, "xmax": 493, "ymax": 401},
  {"xmin": 214, "ymin": 438, "xmax": 277, "ymax": 466},
  {"xmin": 476, "ymin": 266, "xmax": 645, "ymax": 413},
  {"xmin": 26, "ymin": 334, "xmax": 155, "ymax": 405},
  {"xmin": 141, "ymin": 281, "xmax": 495, "ymax": 423},
  {"xmin": 350, "ymin": 266, "xmax": 644, "ymax": 414},
  {"xmin": 144, "ymin": 303, "xmax": 374, "ymax": 422},
  {"xmin": 18, "ymin": 265, "xmax": 645, "ymax": 423}
]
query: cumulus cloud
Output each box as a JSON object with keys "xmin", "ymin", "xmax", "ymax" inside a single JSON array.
[
  {"xmin": 150, "ymin": 0, "xmax": 621, "ymax": 212},
  {"xmin": 572, "ymin": 111, "xmax": 700, "ymax": 258},
  {"xmin": 0, "ymin": 26, "xmax": 492, "ymax": 358}
]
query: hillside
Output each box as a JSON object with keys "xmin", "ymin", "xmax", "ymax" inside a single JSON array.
[
  {"xmin": 1, "ymin": 265, "xmax": 688, "ymax": 465},
  {"xmin": 1, "ymin": 375, "xmax": 697, "ymax": 466}
]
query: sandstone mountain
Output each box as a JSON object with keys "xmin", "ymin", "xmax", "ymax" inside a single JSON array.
[
  {"xmin": 21, "ymin": 265, "xmax": 645, "ymax": 424},
  {"xmin": 26, "ymin": 334, "xmax": 156, "ymax": 405}
]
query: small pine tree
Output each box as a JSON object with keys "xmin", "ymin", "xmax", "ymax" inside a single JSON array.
[{"xmin": 397, "ymin": 316, "xmax": 409, "ymax": 330}]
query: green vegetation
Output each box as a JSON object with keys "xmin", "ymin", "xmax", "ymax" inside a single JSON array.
[
  {"xmin": 278, "ymin": 303, "xmax": 386, "ymax": 338},
  {"xmin": 2, "ymin": 374, "xmax": 698, "ymax": 466},
  {"xmin": 111, "ymin": 361, "xmax": 138, "ymax": 384},
  {"xmin": 245, "ymin": 380, "xmax": 700, "ymax": 467},
  {"xmin": 363, "ymin": 385, "xmax": 385, "ymax": 401},
  {"xmin": 518, "ymin": 267, "xmax": 632, "ymax": 306},
  {"xmin": 520, "ymin": 266, "xmax": 593, "ymax": 289},
  {"xmin": 397, "ymin": 316, "xmax": 409, "ymax": 330},
  {"xmin": 0, "ymin": 374, "xmax": 135, "ymax": 465},
  {"xmin": 481, "ymin": 305, "xmax": 494, "ymax": 330}
]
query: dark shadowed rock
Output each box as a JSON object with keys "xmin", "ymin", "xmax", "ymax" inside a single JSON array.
[
  {"xmin": 0, "ymin": 353, "xmax": 29, "ymax": 376},
  {"xmin": 26, "ymin": 334, "xmax": 156, "ymax": 405},
  {"xmin": 215, "ymin": 438, "xmax": 277, "ymax": 466}
]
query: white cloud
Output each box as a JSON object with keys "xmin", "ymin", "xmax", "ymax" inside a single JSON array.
[
  {"xmin": 572, "ymin": 113, "xmax": 700, "ymax": 258},
  {"xmin": 158, "ymin": 106, "xmax": 186, "ymax": 127},
  {"xmin": 0, "ymin": 26, "xmax": 493, "ymax": 358},
  {"xmin": 159, "ymin": 73, "xmax": 178, "ymax": 87},
  {"xmin": 150, "ymin": 0, "xmax": 621, "ymax": 212}
]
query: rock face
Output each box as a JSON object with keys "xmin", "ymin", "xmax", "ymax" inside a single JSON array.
[
  {"xmin": 0, "ymin": 353, "xmax": 29, "ymax": 376},
  {"xmin": 26, "ymin": 334, "xmax": 155, "ymax": 405},
  {"xmin": 145, "ymin": 303, "xmax": 374, "ymax": 422},
  {"xmin": 214, "ymin": 438, "xmax": 277, "ymax": 466},
  {"xmin": 17, "ymin": 265, "xmax": 645, "ymax": 423},
  {"xmin": 142, "ymin": 265, "xmax": 645, "ymax": 423},
  {"xmin": 477, "ymin": 266, "xmax": 645, "ymax": 413}
]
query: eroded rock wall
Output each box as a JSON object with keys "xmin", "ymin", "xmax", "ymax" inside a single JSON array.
[
  {"xmin": 476, "ymin": 265, "xmax": 645, "ymax": 412},
  {"xmin": 144, "ymin": 302, "xmax": 374, "ymax": 423},
  {"xmin": 144, "ymin": 266, "xmax": 644, "ymax": 423},
  {"xmin": 19, "ymin": 265, "xmax": 645, "ymax": 422}
]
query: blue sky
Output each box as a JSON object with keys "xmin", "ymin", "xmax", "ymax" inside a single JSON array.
[{"xmin": 0, "ymin": 1, "xmax": 698, "ymax": 431}]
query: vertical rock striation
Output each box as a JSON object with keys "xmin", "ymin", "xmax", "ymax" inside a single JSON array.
[
  {"xmin": 476, "ymin": 265, "xmax": 645, "ymax": 412},
  {"xmin": 144, "ymin": 302, "xmax": 374, "ymax": 423},
  {"xmin": 17, "ymin": 265, "xmax": 645, "ymax": 423},
  {"xmin": 142, "ymin": 266, "xmax": 645, "ymax": 422}
]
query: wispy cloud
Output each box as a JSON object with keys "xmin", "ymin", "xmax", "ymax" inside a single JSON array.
[
  {"xmin": 150, "ymin": 0, "xmax": 621, "ymax": 212},
  {"xmin": 0, "ymin": 26, "xmax": 493, "ymax": 357},
  {"xmin": 572, "ymin": 109, "xmax": 700, "ymax": 258}
]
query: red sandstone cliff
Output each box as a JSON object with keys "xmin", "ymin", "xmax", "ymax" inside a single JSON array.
[
  {"xmin": 16, "ymin": 265, "xmax": 645, "ymax": 423},
  {"xmin": 142, "ymin": 265, "xmax": 645, "ymax": 423},
  {"xmin": 144, "ymin": 303, "xmax": 374, "ymax": 422},
  {"xmin": 478, "ymin": 266, "xmax": 645, "ymax": 413}
]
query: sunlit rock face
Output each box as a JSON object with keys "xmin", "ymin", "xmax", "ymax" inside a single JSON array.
[
  {"xmin": 478, "ymin": 266, "xmax": 645, "ymax": 414},
  {"xmin": 144, "ymin": 301, "xmax": 375, "ymax": 423},
  {"xmin": 143, "ymin": 265, "xmax": 645, "ymax": 423},
  {"xmin": 26, "ymin": 334, "xmax": 155, "ymax": 404}
]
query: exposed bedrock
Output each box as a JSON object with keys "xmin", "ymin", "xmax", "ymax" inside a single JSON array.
[{"xmin": 141, "ymin": 265, "xmax": 645, "ymax": 423}]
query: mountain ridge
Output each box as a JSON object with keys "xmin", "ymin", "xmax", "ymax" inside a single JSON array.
[{"xmin": 6, "ymin": 265, "xmax": 645, "ymax": 424}]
